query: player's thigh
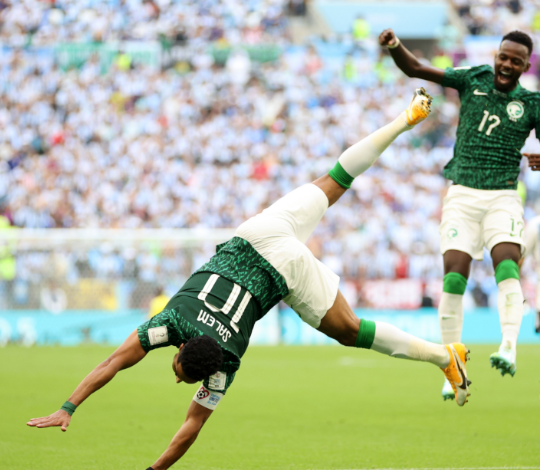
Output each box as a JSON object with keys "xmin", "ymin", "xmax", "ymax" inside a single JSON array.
[
  {"xmin": 439, "ymin": 188, "xmax": 484, "ymax": 261},
  {"xmin": 281, "ymin": 240, "xmax": 340, "ymax": 330},
  {"xmin": 482, "ymin": 191, "xmax": 525, "ymax": 258},
  {"xmin": 236, "ymin": 183, "xmax": 329, "ymax": 245},
  {"xmin": 317, "ymin": 290, "xmax": 360, "ymax": 347}
]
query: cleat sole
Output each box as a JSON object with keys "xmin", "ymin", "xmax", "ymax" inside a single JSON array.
[{"xmin": 489, "ymin": 353, "xmax": 516, "ymax": 377}]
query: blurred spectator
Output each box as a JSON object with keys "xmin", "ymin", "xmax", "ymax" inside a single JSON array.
[
  {"xmin": 451, "ymin": 0, "xmax": 538, "ymax": 37},
  {"xmin": 0, "ymin": 216, "xmax": 16, "ymax": 309},
  {"xmin": 149, "ymin": 286, "xmax": 170, "ymax": 318},
  {"xmin": 431, "ymin": 49, "xmax": 453, "ymax": 70},
  {"xmin": 289, "ymin": 0, "xmax": 306, "ymax": 17},
  {"xmin": 352, "ymin": 15, "xmax": 370, "ymax": 41}
]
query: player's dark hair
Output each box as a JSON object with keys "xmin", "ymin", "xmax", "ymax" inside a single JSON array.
[
  {"xmin": 501, "ymin": 31, "xmax": 533, "ymax": 56},
  {"xmin": 178, "ymin": 335, "xmax": 223, "ymax": 381}
]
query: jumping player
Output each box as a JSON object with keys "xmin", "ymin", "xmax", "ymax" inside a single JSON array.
[
  {"xmin": 27, "ymin": 90, "xmax": 471, "ymax": 470},
  {"xmin": 379, "ymin": 29, "xmax": 540, "ymax": 399}
]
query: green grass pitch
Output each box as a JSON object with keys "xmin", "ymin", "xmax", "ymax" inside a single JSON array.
[{"xmin": 2, "ymin": 344, "xmax": 540, "ymax": 470}]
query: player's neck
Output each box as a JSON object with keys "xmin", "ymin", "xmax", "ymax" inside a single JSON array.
[{"xmin": 493, "ymin": 81, "xmax": 519, "ymax": 94}]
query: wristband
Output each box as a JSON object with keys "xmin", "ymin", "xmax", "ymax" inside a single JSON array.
[
  {"xmin": 60, "ymin": 401, "xmax": 77, "ymax": 416},
  {"xmin": 387, "ymin": 37, "xmax": 401, "ymax": 49},
  {"xmin": 146, "ymin": 468, "xmax": 154, "ymax": 470}
]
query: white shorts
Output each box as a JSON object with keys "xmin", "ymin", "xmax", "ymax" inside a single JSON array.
[
  {"xmin": 235, "ymin": 184, "xmax": 339, "ymax": 328},
  {"xmin": 440, "ymin": 185, "xmax": 525, "ymax": 261}
]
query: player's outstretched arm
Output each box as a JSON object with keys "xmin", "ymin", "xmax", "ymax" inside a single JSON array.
[
  {"xmin": 149, "ymin": 401, "xmax": 213, "ymax": 470},
  {"xmin": 27, "ymin": 330, "xmax": 146, "ymax": 431},
  {"xmin": 379, "ymin": 28, "xmax": 445, "ymax": 83},
  {"xmin": 524, "ymin": 153, "xmax": 540, "ymax": 171}
]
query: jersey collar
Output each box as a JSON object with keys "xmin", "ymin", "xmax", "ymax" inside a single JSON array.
[{"xmin": 493, "ymin": 82, "xmax": 521, "ymax": 98}]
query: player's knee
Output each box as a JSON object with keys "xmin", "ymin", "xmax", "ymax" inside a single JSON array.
[{"xmin": 494, "ymin": 259, "xmax": 520, "ymax": 284}]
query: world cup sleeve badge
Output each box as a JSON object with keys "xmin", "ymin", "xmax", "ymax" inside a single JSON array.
[
  {"xmin": 208, "ymin": 371, "xmax": 227, "ymax": 391},
  {"xmin": 507, "ymin": 101, "xmax": 524, "ymax": 122}
]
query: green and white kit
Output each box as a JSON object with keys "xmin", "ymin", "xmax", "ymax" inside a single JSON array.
[
  {"xmin": 138, "ymin": 184, "xmax": 340, "ymax": 410},
  {"xmin": 439, "ymin": 65, "xmax": 540, "ymax": 258}
]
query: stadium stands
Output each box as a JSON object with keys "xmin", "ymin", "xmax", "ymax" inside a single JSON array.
[
  {"xmin": 452, "ymin": 0, "xmax": 540, "ymax": 37},
  {"xmin": 0, "ymin": 0, "xmax": 539, "ymax": 312}
]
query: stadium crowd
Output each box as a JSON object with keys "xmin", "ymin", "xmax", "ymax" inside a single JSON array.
[
  {"xmin": 452, "ymin": 0, "xmax": 540, "ymax": 37},
  {"xmin": 0, "ymin": 0, "xmax": 289, "ymax": 46},
  {"xmin": 0, "ymin": 0, "xmax": 539, "ymax": 311}
]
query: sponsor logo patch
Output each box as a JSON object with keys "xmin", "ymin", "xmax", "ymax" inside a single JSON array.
[
  {"xmin": 208, "ymin": 371, "xmax": 227, "ymax": 391},
  {"xmin": 507, "ymin": 101, "xmax": 524, "ymax": 122},
  {"xmin": 193, "ymin": 386, "xmax": 223, "ymax": 410},
  {"xmin": 196, "ymin": 386, "xmax": 210, "ymax": 400},
  {"xmin": 208, "ymin": 393, "xmax": 221, "ymax": 406},
  {"xmin": 148, "ymin": 326, "xmax": 168, "ymax": 346}
]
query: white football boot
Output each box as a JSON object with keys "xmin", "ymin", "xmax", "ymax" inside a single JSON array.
[
  {"xmin": 441, "ymin": 378, "xmax": 455, "ymax": 401},
  {"xmin": 490, "ymin": 346, "xmax": 516, "ymax": 377}
]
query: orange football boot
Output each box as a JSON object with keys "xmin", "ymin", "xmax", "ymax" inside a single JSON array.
[
  {"xmin": 403, "ymin": 87, "xmax": 433, "ymax": 126},
  {"xmin": 441, "ymin": 343, "xmax": 471, "ymax": 407}
]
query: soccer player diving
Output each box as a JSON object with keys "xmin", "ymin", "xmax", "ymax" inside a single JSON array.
[
  {"xmin": 379, "ymin": 28, "xmax": 540, "ymax": 400},
  {"xmin": 27, "ymin": 90, "xmax": 471, "ymax": 470}
]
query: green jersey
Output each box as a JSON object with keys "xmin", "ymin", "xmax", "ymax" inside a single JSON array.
[
  {"xmin": 442, "ymin": 65, "xmax": 540, "ymax": 190},
  {"xmin": 137, "ymin": 236, "xmax": 288, "ymax": 394}
]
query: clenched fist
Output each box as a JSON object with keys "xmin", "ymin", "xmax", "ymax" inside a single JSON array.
[{"xmin": 379, "ymin": 28, "xmax": 398, "ymax": 47}]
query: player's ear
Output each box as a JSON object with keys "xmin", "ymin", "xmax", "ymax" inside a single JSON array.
[
  {"xmin": 178, "ymin": 343, "xmax": 185, "ymax": 353},
  {"xmin": 524, "ymin": 61, "xmax": 531, "ymax": 73}
]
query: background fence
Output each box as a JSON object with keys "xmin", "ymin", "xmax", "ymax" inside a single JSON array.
[{"xmin": 0, "ymin": 229, "xmax": 538, "ymax": 346}]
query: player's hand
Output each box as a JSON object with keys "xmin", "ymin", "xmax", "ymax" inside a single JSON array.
[
  {"xmin": 27, "ymin": 409, "xmax": 72, "ymax": 432},
  {"xmin": 379, "ymin": 29, "xmax": 398, "ymax": 47},
  {"xmin": 524, "ymin": 153, "xmax": 540, "ymax": 171}
]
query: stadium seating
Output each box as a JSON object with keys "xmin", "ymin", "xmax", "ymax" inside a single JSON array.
[{"xmin": 0, "ymin": 0, "xmax": 538, "ymax": 313}]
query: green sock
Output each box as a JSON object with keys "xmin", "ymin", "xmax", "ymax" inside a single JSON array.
[
  {"xmin": 329, "ymin": 161, "xmax": 354, "ymax": 189},
  {"xmin": 495, "ymin": 259, "xmax": 520, "ymax": 284},
  {"xmin": 355, "ymin": 319, "xmax": 376, "ymax": 349},
  {"xmin": 443, "ymin": 272, "xmax": 467, "ymax": 295}
]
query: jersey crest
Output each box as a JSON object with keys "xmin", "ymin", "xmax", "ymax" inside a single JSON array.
[{"xmin": 506, "ymin": 101, "xmax": 524, "ymax": 122}]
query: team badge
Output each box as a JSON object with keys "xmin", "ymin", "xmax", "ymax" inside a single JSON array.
[
  {"xmin": 506, "ymin": 101, "xmax": 524, "ymax": 122},
  {"xmin": 447, "ymin": 228, "xmax": 458, "ymax": 239}
]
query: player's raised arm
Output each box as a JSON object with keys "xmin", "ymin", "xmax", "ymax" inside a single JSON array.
[
  {"xmin": 379, "ymin": 28, "xmax": 445, "ymax": 83},
  {"xmin": 27, "ymin": 330, "xmax": 147, "ymax": 431},
  {"xmin": 148, "ymin": 401, "xmax": 213, "ymax": 470}
]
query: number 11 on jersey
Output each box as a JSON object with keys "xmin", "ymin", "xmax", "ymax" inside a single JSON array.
[{"xmin": 198, "ymin": 274, "xmax": 252, "ymax": 333}]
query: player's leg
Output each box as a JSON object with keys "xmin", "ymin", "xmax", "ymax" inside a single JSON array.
[
  {"xmin": 489, "ymin": 242, "xmax": 523, "ymax": 376},
  {"xmin": 319, "ymin": 88, "xmax": 432, "ymax": 207},
  {"xmin": 318, "ymin": 290, "xmax": 471, "ymax": 406},
  {"xmin": 438, "ymin": 250, "xmax": 472, "ymax": 400},
  {"xmin": 318, "ymin": 291, "xmax": 448, "ymax": 366},
  {"xmin": 483, "ymin": 189, "xmax": 525, "ymax": 377},
  {"xmin": 437, "ymin": 185, "xmax": 484, "ymax": 400},
  {"xmin": 238, "ymin": 88, "xmax": 433, "ymax": 248},
  {"xmin": 439, "ymin": 250, "xmax": 472, "ymax": 349}
]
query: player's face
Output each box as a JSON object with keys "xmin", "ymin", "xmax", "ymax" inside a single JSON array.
[
  {"xmin": 493, "ymin": 40, "xmax": 531, "ymax": 92},
  {"xmin": 172, "ymin": 351, "xmax": 198, "ymax": 384}
]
